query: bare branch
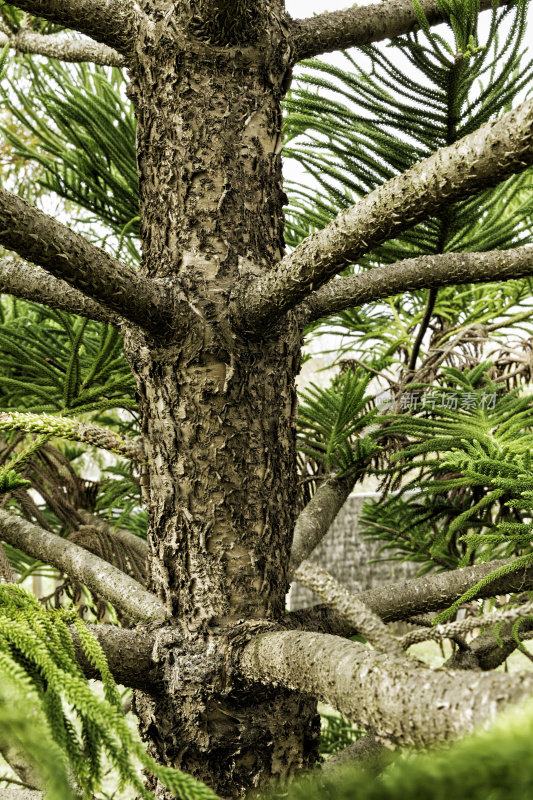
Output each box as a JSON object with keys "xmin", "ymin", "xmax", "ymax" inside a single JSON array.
[
  {"xmin": 76, "ymin": 510, "xmax": 148, "ymax": 563},
  {"xmin": 294, "ymin": 561, "xmax": 405, "ymax": 657},
  {"xmin": 236, "ymin": 98, "xmax": 533, "ymax": 332},
  {"xmin": 71, "ymin": 623, "xmax": 159, "ymax": 689},
  {"xmin": 290, "ymin": 0, "xmax": 509, "ymax": 62},
  {"xmin": 0, "ymin": 190, "xmax": 174, "ymax": 334},
  {"xmin": 285, "ymin": 558, "xmax": 533, "ymax": 636},
  {"xmin": 289, "ymin": 471, "xmax": 356, "ymax": 575},
  {"xmin": 0, "ymin": 411, "xmax": 143, "ymax": 460},
  {"xmin": 0, "ymin": 788, "xmax": 41, "ymax": 800},
  {"xmin": 237, "ymin": 629, "xmax": 533, "ymax": 745},
  {"xmin": 4, "ymin": 0, "xmax": 138, "ymax": 57},
  {"xmin": 321, "ymin": 733, "xmax": 387, "ymax": 775},
  {"xmin": 0, "ymin": 28, "xmax": 124, "ymax": 65},
  {"xmin": 0, "ymin": 258, "xmax": 122, "ymax": 326},
  {"xmin": 304, "ymin": 247, "xmax": 533, "ymax": 323},
  {"xmin": 0, "ymin": 509, "xmax": 167, "ymax": 622}
]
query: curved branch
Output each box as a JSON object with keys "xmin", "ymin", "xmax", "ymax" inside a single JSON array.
[
  {"xmin": 285, "ymin": 557, "xmax": 533, "ymax": 636},
  {"xmin": 236, "ymin": 98, "xmax": 533, "ymax": 332},
  {"xmin": 0, "ymin": 411, "xmax": 143, "ymax": 460},
  {"xmin": 0, "ymin": 258, "xmax": 122, "ymax": 326},
  {"xmin": 304, "ymin": 247, "xmax": 533, "ymax": 323},
  {"xmin": 4, "ymin": 0, "xmax": 138, "ymax": 57},
  {"xmin": 71, "ymin": 624, "xmax": 159, "ymax": 689},
  {"xmin": 237, "ymin": 629, "xmax": 533, "ymax": 745},
  {"xmin": 0, "ymin": 28, "xmax": 124, "ymax": 65},
  {"xmin": 290, "ymin": 0, "xmax": 507, "ymax": 62},
  {"xmin": 0, "ymin": 190, "xmax": 174, "ymax": 334},
  {"xmin": 0, "ymin": 509, "xmax": 167, "ymax": 622}
]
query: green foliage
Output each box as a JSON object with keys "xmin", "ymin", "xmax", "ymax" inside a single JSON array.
[
  {"xmin": 318, "ymin": 713, "xmax": 364, "ymax": 759},
  {"xmin": 263, "ymin": 699, "xmax": 533, "ymax": 800},
  {"xmin": 0, "ymin": 585, "xmax": 218, "ymax": 800}
]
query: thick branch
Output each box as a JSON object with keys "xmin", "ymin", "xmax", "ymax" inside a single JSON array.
[
  {"xmin": 289, "ymin": 471, "xmax": 355, "ymax": 575},
  {"xmin": 0, "ymin": 258, "xmax": 121, "ymax": 326},
  {"xmin": 236, "ymin": 98, "xmax": 533, "ymax": 331},
  {"xmin": 294, "ymin": 561, "xmax": 404, "ymax": 657},
  {"xmin": 0, "ymin": 509, "xmax": 167, "ymax": 622},
  {"xmin": 304, "ymin": 247, "xmax": 533, "ymax": 323},
  {"xmin": 237, "ymin": 630, "xmax": 533, "ymax": 745},
  {"xmin": 0, "ymin": 411, "xmax": 143, "ymax": 460},
  {"xmin": 285, "ymin": 558, "xmax": 533, "ymax": 636},
  {"xmin": 0, "ymin": 28, "xmax": 124, "ymax": 65},
  {"xmin": 290, "ymin": 0, "xmax": 508, "ymax": 62},
  {"xmin": 71, "ymin": 624, "xmax": 159, "ymax": 689},
  {"xmin": 0, "ymin": 190, "xmax": 173, "ymax": 333},
  {"xmin": 5, "ymin": 0, "xmax": 138, "ymax": 56}
]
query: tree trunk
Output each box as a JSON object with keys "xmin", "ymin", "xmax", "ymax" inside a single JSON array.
[{"xmin": 122, "ymin": 2, "xmax": 319, "ymax": 795}]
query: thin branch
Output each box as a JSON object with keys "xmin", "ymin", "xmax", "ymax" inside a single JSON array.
[
  {"xmin": 71, "ymin": 623, "xmax": 159, "ymax": 689},
  {"xmin": 321, "ymin": 733, "xmax": 387, "ymax": 775},
  {"xmin": 304, "ymin": 247, "xmax": 533, "ymax": 323},
  {"xmin": 0, "ymin": 509, "xmax": 167, "ymax": 622},
  {"xmin": 290, "ymin": 0, "xmax": 509, "ymax": 62},
  {"xmin": 236, "ymin": 98, "xmax": 533, "ymax": 332},
  {"xmin": 294, "ymin": 561, "xmax": 405, "ymax": 657},
  {"xmin": 289, "ymin": 471, "xmax": 356, "ymax": 576},
  {"xmin": 0, "ymin": 28, "xmax": 124, "ymax": 65},
  {"xmin": 0, "ymin": 258, "xmax": 122, "ymax": 326},
  {"xmin": 446, "ymin": 618, "xmax": 533, "ymax": 671},
  {"xmin": 0, "ymin": 411, "xmax": 144, "ymax": 460},
  {"xmin": 285, "ymin": 557, "xmax": 533, "ymax": 636},
  {"xmin": 237, "ymin": 629, "xmax": 533, "ymax": 746},
  {"xmin": 0, "ymin": 190, "xmax": 174, "ymax": 334},
  {"xmin": 5, "ymin": 0, "xmax": 138, "ymax": 57},
  {"xmin": 76, "ymin": 509, "xmax": 148, "ymax": 562}
]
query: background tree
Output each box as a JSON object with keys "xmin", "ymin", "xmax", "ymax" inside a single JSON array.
[{"xmin": 2, "ymin": 0, "xmax": 533, "ymax": 798}]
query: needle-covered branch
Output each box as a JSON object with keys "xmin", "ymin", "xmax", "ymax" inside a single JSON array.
[
  {"xmin": 0, "ymin": 190, "xmax": 173, "ymax": 334},
  {"xmin": 0, "ymin": 411, "xmax": 143, "ymax": 460},
  {"xmin": 237, "ymin": 630, "xmax": 533, "ymax": 745},
  {"xmin": 294, "ymin": 561, "xmax": 404, "ymax": 657},
  {"xmin": 236, "ymin": 98, "xmax": 533, "ymax": 332},
  {"xmin": 286, "ymin": 558, "xmax": 533, "ymax": 637},
  {"xmin": 290, "ymin": 0, "xmax": 509, "ymax": 62},
  {"xmin": 0, "ymin": 28, "xmax": 124, "ymax": 65},
  {"xmin": 4, "ymin": 0, "xmax": 138, "ymax": 56},
  {"xmin": 0, "ymin": 258, "xmax": 122, "ymax": 325},
  {"xmin": 0, "ymin": 509, "xmax": 167, "ymax": 622},
  {"xmin": 289, "ymin": 471, "xmax": 356, "ymax": 575},
  {"xmin": 304, "ymin": 247, "xmax": 533, "ymax": 323}
]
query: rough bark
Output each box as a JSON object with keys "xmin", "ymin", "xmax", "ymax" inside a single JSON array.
[
  {"xmin": 236, "ymin": 98, "xmax": 533, "ymax": 331},
  {"xmin": 71, "ymin": 623, "xmax": 158, "ymax": 689},
  {"xmin": 4, "ymin": 0, "xmax": 138, "ymax": 56},
  {"xmin": 0, "ymin": 28, "xmax": 124, "ymax": 65},
  {"xmin": 0, "ymin": 788, "xmax": 42, "ymax": 800},
  {"xmin": 286, "ymin": 558, "xmax": 533, "ymax": 635},
  {"xmin": 290, "ymin": 0, "xmax": 508, "ymax": 62},
  {"xmin": 0, "ymin": 258, "xmax": 122, "ymax": 325},
  {"xmin": 0, "ymin": 190, "xmax": 173, "ymax": 333},
  {"xmin": 304, "ymin": 246, "xmax": 533, "ymax": 323},
  {"xmin": 237, "ymin": 630, "xmax": 533, "ymax": 746},
  {"xmin": 0, "ymin": 509, "xmax": 166, "ymax": 622}
]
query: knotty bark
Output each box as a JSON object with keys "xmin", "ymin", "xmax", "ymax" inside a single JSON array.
[
  {"xmin": 0, "ymin": 509, "xmax": 166, "ymax": 622},
  {"xmin": 0, "ymin": 28, "xmax": 124, "ymax": 65},
  {"xmin": 237, "ymin": 98, "xmax": 533, "ymax": 331},
  {"xmin": 4, "ymin": 0, "xmax": 138, "ymax": 56},
  {"xmin": 303, "ymin": 246, "xmax": 533, "ymax": 323},
  {"xmin": 0, "ymin": 258, "xmax": 122, "ymax": 325}
]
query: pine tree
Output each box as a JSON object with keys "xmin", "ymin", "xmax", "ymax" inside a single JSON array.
[{"xmin": 2, "ymin": 0, "xmax": 533, "ymax": 798}]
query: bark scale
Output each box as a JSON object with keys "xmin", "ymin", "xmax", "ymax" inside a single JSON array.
[{"xmin": 121, "ymin": 2, "xmax": 319, "ymax": 795}]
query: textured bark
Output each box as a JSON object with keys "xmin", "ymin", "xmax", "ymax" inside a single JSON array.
[
  {"xmin": 4, "ymin": 0, "xmax": 138, "ymax": 56},
  {"xmin": 289, "ymin": 471, "xmax": 356, "ymax": 575},
  {"xmin": 0, "ymin": 788, "xmax": 42, "ymax": 800},
  {"xmin": 71, "ymin": 624, "xmax": 158, "ymax": 688},
  {"xmin": 293, "ymin": 561, "xmax": 404, "ymax": 657},
  {"xmin": 304, "ymin": 246, "xmax": 533, "ymax": 323},
  {"xmin": 237, "ymin": 98, "xmax": 533, "ymax": 331},
  {"xmin": 0, "ymin": 509, "xmax": 166, "ymax": 622},
  {"xmin": 321, "ymin": 733, "xmax": 387, "ymax": 774},
  {"xmin": 0, "ymin": 258, "xmax": 122, "ymax": 325},
  {"xmin": 237, "ymin": 630, "xmax": 533, "ymax": 746},
  {"xmin": 290, "ymin": 0, "xmax": 508, "ymax": 62},
  {"xmin": 0, "ymin": 28, "xmax": 124, "ymax": 65},
  {"xmin": 286, "ymin": 557, "xmax": 533, "ymax": 635},
  {"xmin": 0, "ymin": 190, "xmax": 173, "ymax": 333}
]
